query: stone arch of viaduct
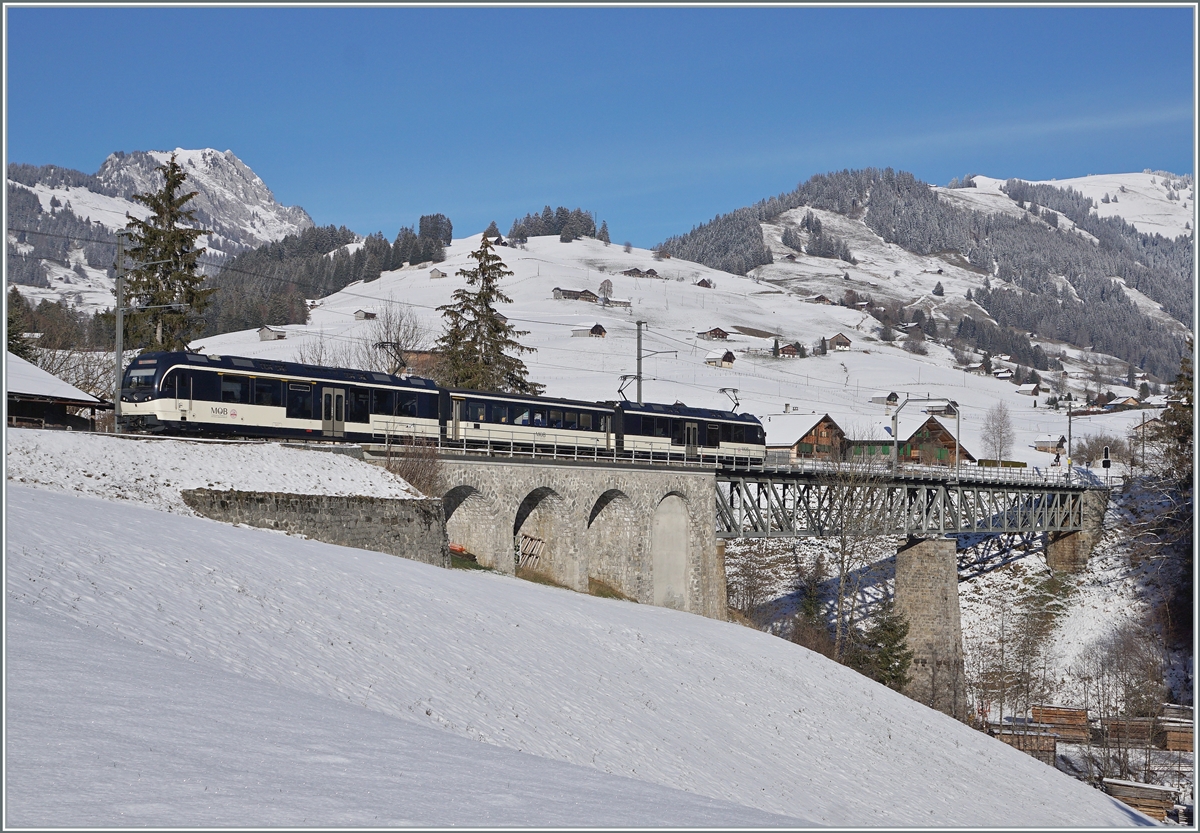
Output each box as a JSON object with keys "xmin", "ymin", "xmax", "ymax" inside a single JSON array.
[{"xmin": 439, "ymin": 458, "xmax": 726, "ymax": 620}]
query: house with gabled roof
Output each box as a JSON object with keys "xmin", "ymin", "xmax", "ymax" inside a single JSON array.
[
  {"xmin": 704, "ymin": 349, "xmax": 735, "ymax": 368},
  {"xmin": 698, "ymin": 327, "xmax": 729, "ymax": 341}
]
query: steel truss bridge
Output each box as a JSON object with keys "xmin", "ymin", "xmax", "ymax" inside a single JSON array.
[{"xmin": 715, "ymin": 463, "xmax": 1099, "ymax": 539}]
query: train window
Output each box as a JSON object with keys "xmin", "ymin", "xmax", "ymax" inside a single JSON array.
[
  {"xmin": 622, "ymin": 414, "xmax": 639, "ymax": 434},
  {"xmin": 705, "ymin": 423, "xmax": 720, "ymax": 447},
  {"xmin": 124, "ymin": 367, "xmax": 157, "ymax": 391},
  {"xmin": 514, "ymin": 406, "xmax": 530, "ymax": 426},
  {"xmin": 190, "ymin": 370, "xmax": 219, "ymax": 401},
  {"xmin": 641, "ymin": 416, "xmax": 656, "ymax": 437},
  {"xmin": 580, "ymin": 412, "xmax": 593, "ymax": 431},
  {"xmin": 371, "ymin": 389, "xmax": 394, "ymax": 415},
  {"xmin": 286, "ymin": 384, "xmax": 313, "ymax": 420},
  {"xmin": 720, "ymin": 423, "xmax": 732, "ymax": 443},
  {"xmin": 655, "ymin": 417, "xmax": 670, "ymax": 438},
  {"xmin": 397, "ymin": 391, "xmax": 418, "ymax": 417},
  {"xmin": 323, "ymin": 394, "xmax": 332, "ymax": 421},
  {"xmin": 346, "ymin": 388, "xmax": 370, "ymax": 423},
  {"xmin": 733, "ymin": 425, "xmax": 746, "ymax": 443},
  {"xmin": 672, "ymin": 420, "xmax": 684, "ymax": 445},
  {"xmin": 491, "ymin": 404, "xmax": 509, "ymax": 423},
  {"xmin": 253, "ymin": 378, "xmax": 283, "ymax": 407},
  {"xmin": 335, "ymin": 395, "xmax": 344, "ymax": 422},
  {"xmin": 220, "ymin": 375, "xmax": 250, "ymax": 403},
  {"xmin": 231, "ymin": 358, "xmax": 255, "ymax": 369},
  {"xmin": 549, "ymin": 409, "xmax": 563, "ymax": 428},
  {"xmin": 530, "ymin": 408, "xmax": 546, "ymax": 427},
  {"xmin": 418, "ymin": 394, "xmax": 437, "ymax": 420},
  {"xmin": 563, "ymin": 411, "xmax": 578, "ymax": 430},
  {"xmin": 468, "ymin": 401, "xmax": 487, "ymax": 423}
]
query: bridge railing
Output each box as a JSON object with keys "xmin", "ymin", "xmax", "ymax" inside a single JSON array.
[
  {"xmin": 723, "ymin": 458, "xmax": 1105, "ymax": 488},
  {"xmin": 365, "ymin": 429, "xmax": 763, "ymax": 469}
]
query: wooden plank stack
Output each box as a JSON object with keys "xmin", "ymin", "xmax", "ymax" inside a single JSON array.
[
  {"xmin": 1101, "ymin": 778, "xmax": 1179, "ymax": 821},
  {"xmin": 1102, "ymin": 717, "xmax": 1156, "ymax": 746},
  {"xmin": 1031, "ymin": 705, "xmax": 1091, "ymax": 743},
  {"xmin": 990, "ymin": 726, "xmax": 1058, "ymax": 765},
  {"xmin": 1160, "ymin": 718, "xmax": 1194, "ymax": 752}
]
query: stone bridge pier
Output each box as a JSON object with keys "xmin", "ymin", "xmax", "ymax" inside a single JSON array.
[{"xmin": 439, "ymin": 458, "xmax": 726, "ymax": 620}]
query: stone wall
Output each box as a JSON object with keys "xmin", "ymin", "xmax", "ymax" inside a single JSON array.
[
  {"xmin": 894, "ymin": 536, "xmax": 966, "ymax": 721},
  {"xmin": 181, "ymin": 489, "xmax": 449, "ymax": 568},
  {"xmin": 1046, "ymin": 488, "xmax": 1109, "ymax": 573}
]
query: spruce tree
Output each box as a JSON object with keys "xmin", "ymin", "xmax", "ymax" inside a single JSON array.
[
  {"xmin": 598, "ymin": 220, "xmax": 610, "ymax": 245},
  {"xmin": 483, "ymin": 220, "xmax": 501, "ymax": 239},
  {"xmin": 845, "ymin": 601, "xmax": 913, "ymax": 691},
  {"xmin": 436, "ymin": 234, "xmax": 542, "ymax": 394},
  {"xmin": 123, "ymin": 153, "xmax": 212, "ymax": 350},
  {"xmin": 7, "ymin": 287, "xmax": 35, "ymax": 360}
]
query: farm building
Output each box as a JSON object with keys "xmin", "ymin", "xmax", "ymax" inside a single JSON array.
[
  {"xmin": 429, "ymin": 268, "xmax": 447, "ymax": 278},
  {"xmin": 1034, "ymin": 434, "xmax": 1066, "ymax": 453},
  {"xmin": 697, "ymin": 327, "xmax": 729, "ymax": 341},
  {"xmin": 7, "ymin": 352, "xmax": 111, "ymax": 430},
  {"xmin": 1016, "ymin": 383, "xmax": 1042, "ymax": 396},
  {"xmin": 571, "ymin": 323, "xmax": 607, "ymax": 338},
  {"xmin": 354, "ymin": 309, "xmax": 377, "ymax": 320},
  {"xmin": 828, "ymin": 333, "xmax": 852, "ymax": 351},
  {"xmin": 778, "ymin": 342, "xmax": 804, "ymax": 358},
  {"xmin": 695, "ymin": 279, "xmax": 714, "ymax": 289},
  {"xmin": 704, "ymin": 349, "xmax": 735, "ymax": 368},
  {"xmin": 257, "ymin": 326, "xmax": 287, "ymax": 341},
  {"xmin": 870, "ymin": 391, "xmax": 900, "ymax": 406}
]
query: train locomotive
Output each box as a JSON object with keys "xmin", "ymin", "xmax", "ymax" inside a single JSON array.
[{"xmin": 118, "ymin": 351, "xmax": 766, "ymax": 465}]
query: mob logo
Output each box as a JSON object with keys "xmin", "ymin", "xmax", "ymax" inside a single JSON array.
[{"xmin": 210, "ymin": 406, "xmax": 229, "ymax": 417}]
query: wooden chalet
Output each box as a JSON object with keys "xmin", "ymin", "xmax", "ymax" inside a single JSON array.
[
  {"xmin": 888, "ymin": 416, "xmax": 974, "ymax": 466},
  {"xmin": 778, "ymin": 342, "xmax": 803, "ymax": 357},
  {"xmin": 257, "ymin": 326, "xmax": 287, "ymax": 341},
  {"xmin": 698, "ymin": 327, "xmax": 729, "ymax": 341},
  {"xmin": 7, "ymin": 352, "xmax": 111, "ymax": 430},
  {"xmin": 870, "ymin": 391, "xmax": 900, "ymax": 406},
  {"xmin": 643, "ymin": 268, "xmax": 658, "ymax": 277},
  {"xmin": 704, "ymin": 349, "xmax": 735, "ymax": 368},
  {"xmin": 828, "ymin": 332, "xmax": 852, "ymax": 351},
  {"xmin": 1016, "ymin": 382, "xmax": 1042, "ymax": 396},
  {"xmin": 571, "ymin": 323, "xmax": 607, "ymax": 338},
  {"xmin": 808, "ymin": 295, "xmax": 834, "ymax": 305},
  {"xmin": 429, "ymin": 267, "xmax": 448, "ymax": 278},
  {"xmin": 1035, "ymin": 434, "xmax": 1067, "ymax": 453},
  {"xmin": 784, "ymin": 414, "xmax": 847, "ymax": 461},
  {"xmin": 354, "ymin": 309, "xmax": 377, "ymax": 320}
]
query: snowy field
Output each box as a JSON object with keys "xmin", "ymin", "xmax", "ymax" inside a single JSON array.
[
  {"xmin": 5, "ymin": 429, "xmax": 420, "ymax": 512},
  {"xmin": 3, "ymin": 431, "xmax": 1155, "ymax": 827}
]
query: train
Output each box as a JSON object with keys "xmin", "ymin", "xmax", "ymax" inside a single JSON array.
[{"xmin": 118, "ymin": 351, "xmax": 767, "ymax": 465}]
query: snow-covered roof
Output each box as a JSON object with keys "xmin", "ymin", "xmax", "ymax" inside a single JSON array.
[{"xmin": 6, "ymin": 352, "xmax": 105, "ymax": 405}]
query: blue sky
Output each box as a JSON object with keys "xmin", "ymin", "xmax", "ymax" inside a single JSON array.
[{"xmin": 5, "ymin": 5, "xmax": 1195, "ymax": 247}]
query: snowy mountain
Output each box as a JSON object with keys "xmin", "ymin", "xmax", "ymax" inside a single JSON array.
[
  {"xmin": 7, "ymin": 148, "xmax": 314, "ymax": 313},
  {"xmin": 4, "ymin": 430, "xmax": 1157, "ymax": 827}
]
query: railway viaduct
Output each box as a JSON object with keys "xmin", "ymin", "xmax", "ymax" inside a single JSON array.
[{"xmin": 439, "ymin": 457, "xmax": 727, "ymax": 620}]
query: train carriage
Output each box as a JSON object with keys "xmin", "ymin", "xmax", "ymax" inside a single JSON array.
[
  {"xmin": 118, "ymin": 351, "xmax": 765, "ymax": 466},
  {"xmin": 120, "ymin": 352, "xmax": 440, "ymax": 442}
]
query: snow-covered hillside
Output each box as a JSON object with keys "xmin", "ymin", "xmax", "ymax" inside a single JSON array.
[
  {"xmin": 194, "ymin": 233, "xmax": 1165, "ymax": 468},
  {"xmin": 970, "ymin": 172, "xmax": 1194, "ymax": 241},
  {"xmin": 8, "ymin": 148, "xmax": 314, "ymax": 314},
  {"xmin": 4, "ymin": 432, "xmax": 1155, "ymax": 826}
]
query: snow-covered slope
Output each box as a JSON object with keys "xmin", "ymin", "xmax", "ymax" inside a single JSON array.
[
  {"xmin": 194, "ymin": 233, "xmax": 1164, "ymax": 468},
  {"xmin": 5, "ymin": 458, "xmax": 1153, "ymax": 826},
  {"xmin": 970, "ymin": 172, "xmax": 1194, "ymax": 241}
]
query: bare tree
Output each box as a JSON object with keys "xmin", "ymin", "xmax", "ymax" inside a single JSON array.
[
  {"xmin": 983, "ymin": 401, "xmax": 1014, "ymax": 463},
  {"xmin": 292, "ymin": 297, "xmax": 429, "ymax": 374}
]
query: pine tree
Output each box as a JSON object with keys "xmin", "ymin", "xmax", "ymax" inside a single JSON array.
[
  {"xmin": 436, "ymin": 235, "xmax": 542, "ymax": 394},
  {"xmin": 483, "ymin": 220, "xmax": 501, "ymax": 239},
  {"xmin": 933, "ymin": 281, "xmax": 944, "ymax": 296},
  {"xmin": 598, "ymin": 220, "xmax": 610, "ymax": 245},
  {"xmin": 123, "ymin": 153, "xmax": 212, "ymax": 350},
  {"xmin": 844, "ymin": 601, "xmax": 914, "ymax": 691},
  {"xmin": 7, "ymin": 287, "xmax": 36, "ymax": 360}
]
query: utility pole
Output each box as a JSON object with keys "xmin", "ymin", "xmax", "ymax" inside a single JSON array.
[
  {"xmin": 636, "ymin": 320, "xmax": 645, "ymax": 405},
  {"xmin": 1066, "ymin": 397, "xmax": 1073, "ymax": 484},
  {"xmin": 113, "ymin": 232, "xmax": 126, "ymax": 434}
]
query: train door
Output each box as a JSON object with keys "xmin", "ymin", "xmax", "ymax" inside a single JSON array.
[
  {"xmin": 603, "ymin": 414, "xmax": 612, "ymax": 451},
  {"xmin": 171, "ymin": 369, "xmax": 192, "ymax": 419},
  {"xmin": 450, "ymin": 395, "xmax": 465, "ymax": 441},
  {"xmin": 322, "ymin": 387, "xmax": 345, "ymax": 438},
  {"xmin": 684, "ymin": 422, "xmax": 699, "ymax": 458}
]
